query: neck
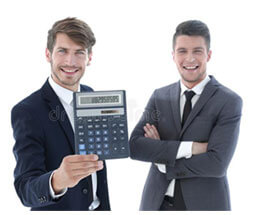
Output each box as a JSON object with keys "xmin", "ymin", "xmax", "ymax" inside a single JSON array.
[
  {"xmin": 181, "ymin": 74, "xmax": 207, "ymax": 89},
  {"xmin": 51, "ymin": 75, "xmax": 78, "ymax": 92}
]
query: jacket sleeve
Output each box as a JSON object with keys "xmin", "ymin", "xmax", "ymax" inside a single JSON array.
[
  {"xmin": 166, "ymin": 95, "xmax": 243, "ymax": 179},
  {"xmin": 129, "ymin": 90, "xmax": 180, "ymax": 167},
  {"xmin": 11, "ymin": 104, "xmax": 60, "ymax": 208}
]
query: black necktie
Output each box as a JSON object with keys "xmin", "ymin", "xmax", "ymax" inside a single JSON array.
[
  {"xmin": 182, "ymin": 90, "xmax": 195, "ymax": 127},
  {"xmin": 169, "ymin": 90, "xmax": 195, "ymax": 211}
]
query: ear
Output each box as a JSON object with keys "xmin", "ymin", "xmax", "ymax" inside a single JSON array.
[
  {"xmin": 87, "ymin": 52, "xmax": 93, "ymax": 66},
  {"xmin": 207, "ymin": 50, "xmax": 212, "ymax": 62},
  {"xmin": 172, "ymin": 50, "xmax": 176, "ymax": 63},
  {"xmin": 45, "ymin": 48, "xmax": 52, "ymax": 63}
]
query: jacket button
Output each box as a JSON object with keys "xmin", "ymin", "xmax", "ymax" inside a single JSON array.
[{"xmin": 82, "ymin": 188, "xmax": 88, "ymax": 194}]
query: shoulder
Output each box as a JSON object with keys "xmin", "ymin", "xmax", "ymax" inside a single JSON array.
[
  {"xmin": 153, "ymin": 82, "xmax": 178, "ymax": 97},
  {"xmin": 216, "ymin": 84, "xmax": 243, "ymax": 105},
  {"xmin": 80, "ymin": 84, "xmax": 93, "ymax": 92},
  {"xmin": 12, "ymin": 88, "xmax": 43, "ymax": 114}
]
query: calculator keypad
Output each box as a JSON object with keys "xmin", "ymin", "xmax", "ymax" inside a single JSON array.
[{"xmin": 75, "ymin": 115, "xmax": 129, "ymax": 159}]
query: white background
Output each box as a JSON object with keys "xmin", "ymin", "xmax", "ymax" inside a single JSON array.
[{"xmin": 1, "ymin": 0, "xmax": 264, "ymax": 214}]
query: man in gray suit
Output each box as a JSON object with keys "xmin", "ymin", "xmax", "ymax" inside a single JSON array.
[{"xmin": 129, "ymin": 20, "xmax": 242, "ymax": 211}]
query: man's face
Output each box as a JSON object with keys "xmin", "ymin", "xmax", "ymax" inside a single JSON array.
[
  {"xmin": 172, "ymin": 35, "xmax": 212, "ymax": 88},
  {"xmin": 46, "ymin": 33, "xmax": 91, "ymax": 91}
]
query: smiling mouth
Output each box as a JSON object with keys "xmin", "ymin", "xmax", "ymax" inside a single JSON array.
[
  {"xmin": 60, "ymin": 67, "xmax": 79, "ymax": 75},
  {"xmin": 183, "ymin": 65, "xmax": 199, "ymax": 71}
]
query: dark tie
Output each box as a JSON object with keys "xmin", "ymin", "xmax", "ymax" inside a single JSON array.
[
  {"xmin": 169, "ymin": 90, "xmax": 195, "ymax": 211},
  {"xmin": 182, "ymin": 90, "xmax": 196, "ymax": 127}
]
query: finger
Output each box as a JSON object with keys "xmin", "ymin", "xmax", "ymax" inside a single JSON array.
[
  {"xmin": 69, "ymin": 160, "xmax": 103, "ymax": 171},
  {"xmin": 151, "ymin": 125, "xmax": 160, "ymax": 139},
  {"xmin": 146, "ymin": 124, "xmax": 158, "ymax": 139},
  {"xmin": 64, "ymin": 154, "xmax": 99, "ymax": 164},
  {"xmin": 72, "ymin": 165, "xmax": 104, "ymax": 182},
  {"xmin": 71, "ymin": 161, "xmax": 104, "ymax": 176},
  {"xmin": 144, "ymin": 125, "xmax": 155, "ymax": 138}
]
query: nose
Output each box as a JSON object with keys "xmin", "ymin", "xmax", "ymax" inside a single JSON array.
[
  {"xmin": 64, "ymin": 52, "xmax": 77, "ymax": 66},
  {"xmin": 186, "ymin": 52, "xmax": 195, "ymax": 63}
]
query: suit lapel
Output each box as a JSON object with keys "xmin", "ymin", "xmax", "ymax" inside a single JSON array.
[
  {"xmin": 180, "ymin": 76, "xmax": 220, "ymax": 137},
  {"xmin": 169, "ymin": 81, "xmax": 182, "ymax": 135},
  {"xmin": 41, "ymin": 79, "xmax": 75, "ymax": 152}
]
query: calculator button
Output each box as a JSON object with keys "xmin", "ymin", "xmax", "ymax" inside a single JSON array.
[
  {"xmin": 87, "ymin": 124, "xmax": 93, "ymax": 129},
  {"xmin": 120, "ymin": 136, "xmax": 125, "ymax": 141},
  {"xmin": 112, "ymin": 136, "xmax": 118, "ymax": 141},
  {"xmin": 95, "ymin": 137, "xmax": 101, "ymax": 142},
  {"xmin": 102, "ymin": 118, "xmax": 107, "ymax": 122},
  {"xmin": 78, "ymin": 132, "xmax": 84, "ymax": 136},
  {"xmin": 119, "ymin": 123, "xmax": 125, "ymax": 127},
  {"xmin": 87, "ymin": 118, "xmax": 93, "ymax": 123},
  {"xmin": 79, "ymin": 151, "xmax": 87, "ymax": 155},
  {"xmin": 78, "ymin": 125, "xmax": 84, "ymax": 129},
  {"xmin": 119, "ymin": 129, "xmax": 125, "ymax": 134},
  {"xmin": 94, "ymin": 118, "xmax": 101, "ymax": 122},
  {"xmin": 112, "ymin": 130, "xmax": 117, "ymax": 135},
  {"xmin": 120, "ymin": 145, "xmax": 126, "ymax": 152},
  {"xmin": 103, "ymin": 143, "xmax": 109, "ymax": 148},
  {"xmin": 95, "ymin": 124, "xmax": 100, "ymax": 129},
  {"xmin": 102, "ymin": 124, "xmax": 108, "ymax": 128},
  {"xmin": 97, "ymin": 150, "xmax": 102, "ymax": 155},
  {"xmin": 95, "ymin": 130, "xmax": 101, "ymax": 135},
  {"xmin": 103, "ymin": 137, "xmax": 109, "ymax": 142},
  {"xmin": 112, "ymin": 123, "xmax": 117, "ymax": 128},
  {"xmin": 88, "ymin": 137, "xmax": 94, "ymax": 143},
  {"xmin": 102, "ymin": 130, "xmax": 108, "ymax": 135},
  {"xmin": 77, "ymin": 117, "xmax": 84, "ymax": 122},
  {"xmin": 88, "ymin": 144, "xmax": 95, "ymax": 149},
  {"xmin": 79, "ymin": 144, "xmax": 85, "ymax": 150},
  {"xmin": 87, "ymin": 151, "xmax": 94, "ymax": 154},
  {"xmin": 88, "ymin": 131, "xmax": 94, "ymax": 136},
  {"xmin": 79, "ymin": 138, "xmax": 84, "ymax": 143},
  {"xmin": 103, "ymin": 150, "xmax": 110, "ymax": 155},
  {"xmin": 96, "ymin": 144, "xmax": 102, "ymax": 149},
  {"xmin": 112, "ymin": 144, "xmax": 118, "ymax": 153}
]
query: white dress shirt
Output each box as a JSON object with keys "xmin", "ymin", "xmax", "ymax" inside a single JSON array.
[
  {"xmin": 156, "ymin": 75, "xmax": 211, "ymax": 197},
  {"xmin": 48, "ymin": 76, "xmax": 100, "ymax": 210}
]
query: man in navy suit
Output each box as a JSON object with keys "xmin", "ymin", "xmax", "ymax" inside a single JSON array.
[
  {"xmin": 11, "ymin": 17, "xmax": 110, "ymax": 211},
  {"xmin": 129, "ymin": 20, "xmax": 242, "ymax": 210}
]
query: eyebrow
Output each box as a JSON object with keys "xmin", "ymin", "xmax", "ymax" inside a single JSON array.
[
  {"xmin": 176, "ymin": 47, "xmax": 205, "ymax": 51},
  {"xmin": 193, "ymin": 47, "xmax": 205, "ymax": 50},
  {"xmin": 56, "ymin": 47, "xmax": 86, "ymax": 52}
]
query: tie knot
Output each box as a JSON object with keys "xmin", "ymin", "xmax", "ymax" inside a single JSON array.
[{"xmin": 184, "ymin": 90, "xmax": 195, "ymax": 101}]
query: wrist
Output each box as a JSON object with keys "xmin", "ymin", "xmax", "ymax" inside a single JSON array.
[{"xmin": 51, "ymin": 169, "xmax": 66, "ymax": 194}]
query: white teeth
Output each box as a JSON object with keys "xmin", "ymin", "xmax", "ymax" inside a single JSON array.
[
  {"xmin": 61, "ymin": 68, "xmax": 78, "ymax": 73},
  {"xmin": 184, "ymin": 66, "xmax": 198, "ymax": 70}
]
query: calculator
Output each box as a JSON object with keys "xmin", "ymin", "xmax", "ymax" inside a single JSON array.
[{"xmin": 73, "ymin": 90, "xmax": 130, "ymax": 160}]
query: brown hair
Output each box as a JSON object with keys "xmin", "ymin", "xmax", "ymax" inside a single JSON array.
[{"xmin": 47, "ymin": 17, "xmax": 96, "ymax": 54}]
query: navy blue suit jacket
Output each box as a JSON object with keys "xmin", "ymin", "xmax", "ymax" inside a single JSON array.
[{"xmin": 11, "ymin": 79, "xmax": 111, "ymax": 211}]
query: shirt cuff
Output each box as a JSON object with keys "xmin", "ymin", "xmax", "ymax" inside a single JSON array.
[
  {"xmin": 49, "ymin": 171, "xmax": 68, "ymax": 199},
  {"xmin": 155, "ymin": 163, "xmax": 166, "ymax": 173},
  {"xmin": 176, "ymin": 141, "xmax": 193, "ymax": 159}
]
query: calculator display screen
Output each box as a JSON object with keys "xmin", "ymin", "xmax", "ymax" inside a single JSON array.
[
  {"xmin": 80, "ymin": 95, "xmax": 120, "ymax": 105},
  {"xmin": 77, "ymin": 92, "xmax": 123, "ymax": 108}
]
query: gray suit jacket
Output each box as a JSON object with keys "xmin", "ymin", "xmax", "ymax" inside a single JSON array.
[{"xmin": 129, "ymin": 76, "xmax": 242, "ymax": 211}]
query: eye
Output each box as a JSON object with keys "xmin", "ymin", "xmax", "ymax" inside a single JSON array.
[
  {"xmin": 194, "ymin": 49, "xmax": 203, "ymax": 54},
  {"xmin": 58, "ymin": 49, "xmax": 66, "ymax": 53},
  {"xmin": 76, "ymin": 50, "xmax": 86, "ymax": 55},
  {"xmin": 177, "ymin": 49, "xmax": 187, "ymax": 54}
]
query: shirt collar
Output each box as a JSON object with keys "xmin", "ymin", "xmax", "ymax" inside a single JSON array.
[
  {"xmin": 180, "ymin": 75, "xmax": 210, "ymax": 96},
  {"xmin": 48, "ymin": 76, "xmax": 80, "ymax": 105}
]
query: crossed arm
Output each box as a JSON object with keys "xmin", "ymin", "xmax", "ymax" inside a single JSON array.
[
  {"xmin": 143, "ymin": 123, "xmax": 208, "ymax": 156},
  {"xmin": 129, "ymin": 90, "xmax": 242, "ymax": 179}
]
